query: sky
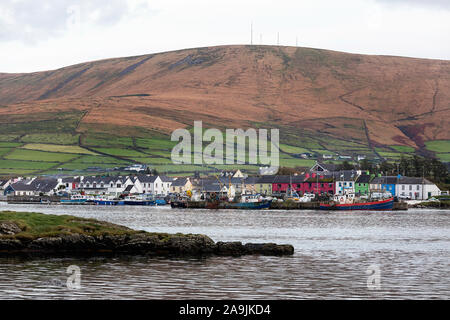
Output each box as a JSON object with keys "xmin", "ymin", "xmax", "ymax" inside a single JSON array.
[{"xmin": 0, "ymin": 0, "xmax": 449, "ymax": 73}]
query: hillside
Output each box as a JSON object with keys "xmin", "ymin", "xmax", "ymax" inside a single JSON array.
[{"xmin": 0, "ymin": 45, "xmax": 449, "ymax": 176}]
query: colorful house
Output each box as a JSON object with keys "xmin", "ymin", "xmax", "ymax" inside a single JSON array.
[
  {"xmin": 370, "ymin": 175, "xmax": 397, "ymax": 196},
  {"xmin": 271, "ymin": 175, "xmax": 306, "ymax": 195},
  {"xmin": 255, "ymin": 175, "xmax": 275, "ymax": 195},
  {"xmin": 355, "ymin": 173, "xmax": 372, "ymax": 195},
  {"xmin": 303, "ymin": 173, "xmax": 335, "ymax": 195}
]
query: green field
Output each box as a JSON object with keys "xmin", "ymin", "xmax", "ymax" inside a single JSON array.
[
  {"xmin": 4, "ymin": 149, "xmax": 79, "ymax": 163},
  {"xmin": 92, "ymin": 147, "xmax": 148, "ymax": 158},
  {"xmin": 0, "ymin": 142, "xmax": 23, "ymax": 148},
  {"xmin": 0, "ymin": 148, "xmax": 12, "ymax": 157},
  {"xmin": 0, "ymin": 159, "xmax": 59, "ymax": 170},
  {"xmin": 390, "ymin": 145, "xmax": 415, "ymax": 153},
  {"xmin": 21, "ymin": 133, "xmax": 80, "ymax": 145},
  {"xmin": 21, "ymin": 144, "xmax": 97, "ymax": 155},
  {"xmin": 425, "ymin": 140, "xmax": 450, "ymax": 153},
  {"xmin": 437, "ymin": 153, "xmax": 450, "ymax": 162}
]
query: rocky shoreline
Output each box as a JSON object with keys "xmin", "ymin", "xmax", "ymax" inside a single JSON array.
[
  {"xmin": 0, "ymin": 214, "xmax": 294, "ymax": 257},
  {"xmin": 0, "ymin": 232, "xmax": 294, "ymax": 257}
]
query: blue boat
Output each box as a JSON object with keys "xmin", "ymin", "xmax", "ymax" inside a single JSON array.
[
  {"xmin": 319, "ymin": 197, "xmax": 394, "ymax": 210},
  {"xmin": 155, "ymin": 199, "xmax": 166, "ymax": 205},
  {"xmin": 93, "ymin": 199, "xmax": 118, "ymax": 205},
  {"xmin": 123, "ymin": 200, "xmax": 156, "ymax": 206},
  {"xmin": 61, "ymin": 195, "xmax": 88, "ymax": 204},
  {"xmin": 61, "ymin": 199, "xmax": 87, "ymax": 204}
]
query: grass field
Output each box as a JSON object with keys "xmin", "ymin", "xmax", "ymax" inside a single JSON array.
[
  {"xmin": 0, "ymin": 142, "xmax": 23, "ymax": 148},
  {"xmin": 0, "ymin": 159, "xmax": 59, "ymax": 170},
  {"xmin": 20, "ymin": 133, "xmax": 80, "ymax": 145},
  {"xmin": 437, "ymin": 153, "xmax": 450, "ymax": 162},
  {"xmin": 21, "ymin": 144, "xmax": 97, "ymax": 155},
  {"xmin": 92, "ymin": 147, "xmax": 149, "ymax": 158},
  {"xmin": 390, "ymin": 145, "xmax": 415, "ymax": 153},
  {"xmin": 4, "ymin": 149, "xmax": 79, "ymax": 163},
  {"xmin": 0, "ymin": 148, "xmax": 12, "ymax": 157},
  {"xmin": 425, "ymin": 140, "xmax": 450, "ymax": 153}
]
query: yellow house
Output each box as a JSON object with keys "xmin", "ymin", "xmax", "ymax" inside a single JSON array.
[
  {"xmin": 171, "ymin": 178, "xmax": 192, "ymax": 194},
  {"xmin": 255, "ymin": 175, "xmax": 275, "ymax": 195}
]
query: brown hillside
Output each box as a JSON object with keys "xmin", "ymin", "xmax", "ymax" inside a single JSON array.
[{"xmin": 0, "ymin": 45, "xmax": 449, "ymax": 153}]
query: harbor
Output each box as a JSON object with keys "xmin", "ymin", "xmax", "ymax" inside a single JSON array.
[{"xmin": 0, "ymin": 201, "xmax": 448, "ymax": 299}]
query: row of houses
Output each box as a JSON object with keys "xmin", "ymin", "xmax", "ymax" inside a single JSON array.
[{"xmin": 0, "ymin": 163, "xmax": 443, "ymax": 200}]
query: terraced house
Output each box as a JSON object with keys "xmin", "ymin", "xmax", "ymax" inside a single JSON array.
[
  {"xmin": 6, "ymin": 178, "xmax": 62, "ymax": 196},
  {"xmin": 370, "ymin": 175, "xmax": 398, "ymax": 197},
  {"xmin": 355, "ymin": 173, "xmax": 372, "ymax": 195},
  {"xmin": 396, "ymin": 176, "xmax": 441, "ymax": 200},
  {"xmin": 255, "ymin": 175, "xmax": 275, "ymax": 196},
  {"xmin": 78, "ymin": 176, "xmax": 133, "ymax": 195}
]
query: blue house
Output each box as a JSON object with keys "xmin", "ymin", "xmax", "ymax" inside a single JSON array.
[{"xmin": 370, "ymin": 176, "xmax": 398, "ymax": 196}]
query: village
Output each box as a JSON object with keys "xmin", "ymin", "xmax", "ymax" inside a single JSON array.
[{"xmin": 0, "ymin": 162, "xmax": 446, "ymax": 207}]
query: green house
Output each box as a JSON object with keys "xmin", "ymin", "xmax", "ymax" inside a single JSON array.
[{"xmin": 355, "ymin": 172, "xmax": 372, "ymax": 195}]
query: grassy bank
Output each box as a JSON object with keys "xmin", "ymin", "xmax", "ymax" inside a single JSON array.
[
  {"xmin": 0, "ymin": 211, "xmax": 294, "ymax": 256},
  {"xmin": 0, "ymin": 211, "xmax": 150, "ymax": 240}
]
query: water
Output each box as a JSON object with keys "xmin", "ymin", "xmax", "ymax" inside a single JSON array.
[{"xmin": 0, "ymin": 202, "xmax": 449, "ymax": 299}]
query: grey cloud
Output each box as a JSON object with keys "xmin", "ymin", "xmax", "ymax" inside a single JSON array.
[{"xmin": 0, "ymin": 0, "xmax": 151, "ymax": 44}]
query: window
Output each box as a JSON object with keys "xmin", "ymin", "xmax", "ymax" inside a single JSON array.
[
  {"xmin": 321, "ymin": 183, "xmax": 324, "ymax": 188},
  {"xmin": 111, "ymin": 183, "xmax": 113, "ymax": 187},
  {"xmin": 409, "ymin": 185, "xmax": 412, "ymax": 191},
  {"xmin": 402, "ymin": 185, "xmax": 405, "ymax": 190},
  {"xmin": 117, "ymin": 184, "xmax": 121, "ymax": 188},
  {"xmin": 416, "ymin": 185, "xmax": 420, "ymax": 191},
  {"xmin": 349, "ymin": 182, "xmax": 352, "ymax": 187},
  {"xmin": 339, "ymin": 182, "xmax": 342, "ymax": 187}
]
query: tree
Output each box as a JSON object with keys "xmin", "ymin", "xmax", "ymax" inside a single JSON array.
[
  {"xmin": 338, "ymin": 161, "xmax": 354, "ymax": 171},
  {"xmin": 359, "ymin": 158, "xmax": 372, "ymax": 171}
]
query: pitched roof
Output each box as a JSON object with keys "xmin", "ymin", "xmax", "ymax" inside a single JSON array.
[
  {"xmin": 159, "ymin": 175, "xmax": 173, "ymax": 182},
  {"xmin": 273, "ymin": 175, "xmax": 306, "ymax": 183},
  {"xmin": 397, "ymin": 176, "xmax": 433, "ymax": 185},
  {"xmin": 135, "ymin": 175, "xmax": 159, "ymax": 183},
  {"xmin": 171, "ymin": 178, "xmax": 188, "ymax": 187},
  {"xmin": 256, "ymin": 175, "xmax": 276, "ymax": 184},
  {"xmin": 355, "ymin": 174, "xmax": 372, "ymax": 183},
  {"xmin": 371, "ymin": 176, "xmax": 398, "ymax": 184},
  {"xmin": 310, "ymin": 162, "xmax": 338, "ymax": 172}
]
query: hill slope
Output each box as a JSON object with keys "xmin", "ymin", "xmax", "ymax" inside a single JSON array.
[{"xmin": 0, "ymin": 45, "xmax": 449, "ymax": 175}]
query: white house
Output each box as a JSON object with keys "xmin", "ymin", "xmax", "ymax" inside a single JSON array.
[
  {"xmin": 78, "ymin": 176, "xmax": 130, "ymax": 195},
  {"xmin": 396, "ymin": 176, "xmax": 440, "ymax": 200},
  {"xmin": 134, "ymin": 175, "xmax": 172, "ymax": 195},
  {"xmin": 333, "ymin": 170, "xmax": 358, "ymax": 195}
]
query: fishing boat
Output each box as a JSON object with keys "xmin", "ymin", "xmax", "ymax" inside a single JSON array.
[
  {"xmin": 60, "ymin": 195, "xmax": 89, "ymax": 204},
  {"xmin": 93, "ymin": 199, "xmax": 119, "ymax": 205},
  {"xmin": 319, "ymin": 193, "xmax": 394, "ymax": 210},
  {"xmin": 123, "ymin": 196, "xmax": 156, "ymax": 206},
  {"xmin": 219, "ymin": 200, "xmax": 272, "ymax": 209}
]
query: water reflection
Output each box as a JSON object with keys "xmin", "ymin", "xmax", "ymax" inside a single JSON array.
[{"xmin": 0, "ymin": 202, "xmax": 449, "ymax": 299}]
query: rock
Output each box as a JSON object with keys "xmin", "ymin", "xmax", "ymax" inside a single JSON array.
[
  {"xmin": 244, "ymin": 243, "xmax": 294, "ymax": 256},
  {"xmin": 0, "ymin": 233, "xmax": 294, "ymax": 257},
  {"xmin": 0, "ymin": 222, "xmax": 22, "ymax": 235},
  {"xmin": 215, "ymin": 241, "xmax": 246, "ymax": 256}
]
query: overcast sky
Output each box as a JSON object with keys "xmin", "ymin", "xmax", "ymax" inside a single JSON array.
[{"xmin": 1, "ymin": 0, "xmax": 449, "ymax": 73}]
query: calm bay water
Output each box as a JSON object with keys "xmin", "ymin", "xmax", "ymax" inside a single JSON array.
[{"xmin": 0, "ymin": 201, "xmax": 449, "ymax": 299}]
